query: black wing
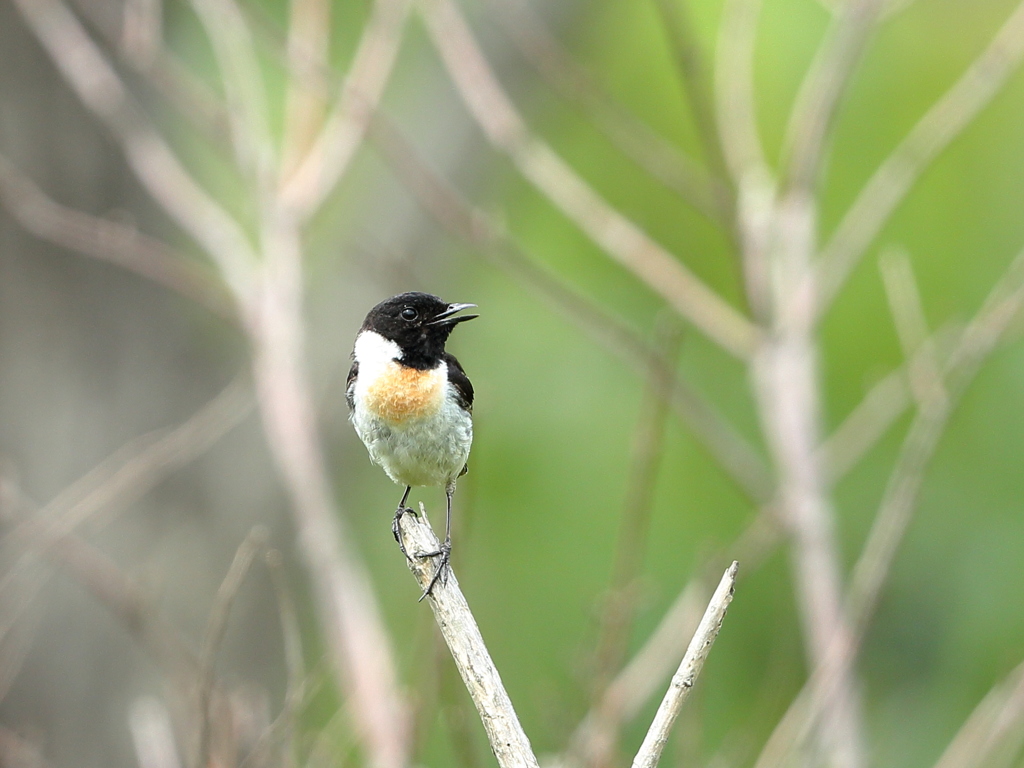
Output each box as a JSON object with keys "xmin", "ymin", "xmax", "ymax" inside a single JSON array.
[
  {"xmin": 345, "ymin": 360, "xmax": 358, "ymax": 411},
  {"xmin": 444, "ymin": 352, "xmax": 474, "ymax": 412}
]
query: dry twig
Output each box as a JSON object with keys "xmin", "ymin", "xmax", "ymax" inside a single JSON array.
[{"xmin": 630, "ymin": 562, "xmax": 738, "ymax": 768}]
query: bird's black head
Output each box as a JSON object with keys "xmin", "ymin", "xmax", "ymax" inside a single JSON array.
[{"xmin": 360, "ymin": 292, "xmax": 478, "ymax": 369}]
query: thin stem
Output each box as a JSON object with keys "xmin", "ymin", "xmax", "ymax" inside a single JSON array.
[
  {"xmin": 630, "ymin": 562, "xmax": 738, "ymax": 768},
  {"xmin": 651, "ymin": 0, "xmax": 732, "ymax": 188}
]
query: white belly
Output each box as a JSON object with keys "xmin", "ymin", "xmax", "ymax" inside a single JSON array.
[{"xmin": 352, "ymin": 392, "xmax": 473, "ymax": 488}]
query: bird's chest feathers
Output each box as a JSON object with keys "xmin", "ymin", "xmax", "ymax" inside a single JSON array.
[
  {"xmin": 364, "ymin": 363, "xmax": 446, "ymax": 423},
  {"xmin": 354, "ymin": 331, "xmax": 447, "ymax": 424}
]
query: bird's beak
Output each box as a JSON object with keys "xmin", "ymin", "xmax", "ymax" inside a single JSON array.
[{"xmin": 428, "ymin": 302, "xmax": 479, "ymax": 327}]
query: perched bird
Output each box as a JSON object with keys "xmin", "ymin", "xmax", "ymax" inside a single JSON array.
[{"xmin": 347, "ymin": 292, "xmax": 478, "ymax": 597}]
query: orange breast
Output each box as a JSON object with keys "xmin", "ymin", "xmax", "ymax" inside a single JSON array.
[{"xmin": 364, "ymin": 364, "xmax": 445, "ymax": 424}]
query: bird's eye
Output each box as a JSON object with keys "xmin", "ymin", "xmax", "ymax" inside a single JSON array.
[{"xmin": 400, "ymin": 307, "xmax": 418, "ymax": 321}]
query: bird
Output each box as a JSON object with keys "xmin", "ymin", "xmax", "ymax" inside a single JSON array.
[{"xmin": 347, "ymin": 292, "xmax": 478, "ymax": 598}]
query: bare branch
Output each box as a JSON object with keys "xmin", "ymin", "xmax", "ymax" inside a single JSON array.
[
  {"xmin": 0, "ymin": 153, "xmax": 235, "ymax": 323},
  {"xmin": 490, "ymin": 0, "xmax": 729, "ymax": 224},
  {"xmin": 816, "ymin": 0, "xmax": 1024, "ymax": 314},
  {"xmin": 755, "ymin": 246, "xmax": 1024, "ymax": 768},
  {"xmin": 817, "ymin": 323, "xmax": 961, "ymax": 485},
  {"xmin": 396, "ymin": 506, "xmax": 540, "ymax": 768},
  {"xmin": 11, "ymin": 0, "xmax": 257, "ymax": 299},
  {"xmin": 3, "ymin": 500, "xmax": 200, "ymax": 684},
  {"xmin": 420, "ymin": 0, "xmax": 760, "ymax": 359},
  {"xmin": 2, "ymin": 375, "xmax": 252, "ymax": 568},
  {"xmin": 120, "ymin": 0, "xmax": 163, "ymax": 67},
  {"xmin": 715, "ymin": 0, "xmax": 775, "ymax": 319},
  {"xmin": 279, "ymin": 0, "xmax": 411, "ymax": 219},
  {"xmin": 630, "ymin": 562, "xmax": 738, "ymax": 768}
]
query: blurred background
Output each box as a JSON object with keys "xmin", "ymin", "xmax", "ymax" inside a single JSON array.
[{"xmin": 1, "ymin": 0, "xmax": 1024, "ymax": 767}]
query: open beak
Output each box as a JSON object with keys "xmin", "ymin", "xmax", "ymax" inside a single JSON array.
[{"xmin": 428, "ymin": 302, "xmax": 478, "ymax": 327}]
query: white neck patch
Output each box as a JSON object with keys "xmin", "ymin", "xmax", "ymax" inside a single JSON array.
[{"xmin": 353, "ymin": 330, "xmax": 402, "ymax": 376}]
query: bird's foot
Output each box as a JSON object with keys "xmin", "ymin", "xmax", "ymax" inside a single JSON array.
[
  {"xmin": 416, "ymin": 538, "xmax": 451, "ymax": 602},
  {"xmin": 392, "ymin": 506, "xmax": 417, "ymax": 560}
]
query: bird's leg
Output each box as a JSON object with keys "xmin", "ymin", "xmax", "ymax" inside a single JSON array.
[
  {"xmin": 392, "ymin": 486, "xmax": 413, "ymax": 559},
  {"xmin": 419, "ymin": 482, "xmax": 454, "ymax": 601}
]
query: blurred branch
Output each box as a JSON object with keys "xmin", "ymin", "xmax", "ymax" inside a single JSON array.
[
  {"xmin": 368, "ymin": 113, "xmax": 774, "ymax": 504},
  {"xmin": 630, "ymin": 562, "xmax": 738, "ymax": 768},
  {"xmin": 196, "ymin": 528, "xmax": 268, "ymax": 768},
  {"xmin": 2, "ymin": 375, "xmax": 252, "ymax": 567},
  {"xmin": 279, "ymin": 0, "xmax": 411, "ymax": 219},
  {"xmin": 420, "ymin": 0, "xmax": 760, "ymax": 360},
  {"xmin": 396, "ymin": 506, "xmax": 541, "ymax": 768},
  {"xmin": 878, "ymin": 248, "xmax": 947, "ymax": 410},
  {"xmin": 815, "ymin": 0, "xmax": 1024, "ymax": 316},
  {"xmin": 850, "ymin": 245, "xmax": 1024, "ymax": 628},
  {"xmin": 754, "ymin": 195, "xmax": 865, "ymax": 768},
  {"xmin": 0, "ymin": 726, "xmax": 51, "ymax": 768},
  {"xmin": 188, "ymin": 0, "xmax": 275, "ymax": 186},
  {"xmin": 257, "ymin": 548, "xmax": 305, "ymax": 768},
  {"xmin": 248, "ymin": 214, "xmax": 411, "ymax": 768},
  {"xmin": 817, "ymin": 323, "xmax": 961, "ymax": 485},
  {"xmin": 130, "ymin": 697, "xmax": 184, "ymax": 768},
  {"xmin": 755, "ymin": 245, "xmax": 1024, "ymax": 768},
  {"xmin": 782, "ymin": 0, "xmax": 886, "ymax": 192},
  {"xmin": 489, "ymin": 0, "xmax": 729, "ymax": 225},
  {"xmin": 10, "ymin": 0, "xmax": 256, "ymax": 300},
  {"xmin": 1, "ymin": 497, "xmax": 200, "ymax": 685},
  {"xmin": 714, "ymin": 0, "xmax": 768, "ymax": 182},
  {"xmin": 121, "ymin": 0, "xmax": 162, "ymax": 66},
  {"xmin": 280, "ymin": 0, "xmax": 332, "ymax": 178},
  {"xmin": 592, "ymin": 318, "xmax": 684, "ymax": 695},
  {"xmin": 650, "ymin": 0, "xmax": 732, "ymax": 190},
  {"xmin": 933, "ymin": 659, "xmax": 1024, "ymax": 768},
  {"xmin": 0, "ymin": 153, "xmax": 235, "ymax": 323},
  {"xmin": 715, "ymin": 0, "xmax": 774, "ymax": 321}
]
